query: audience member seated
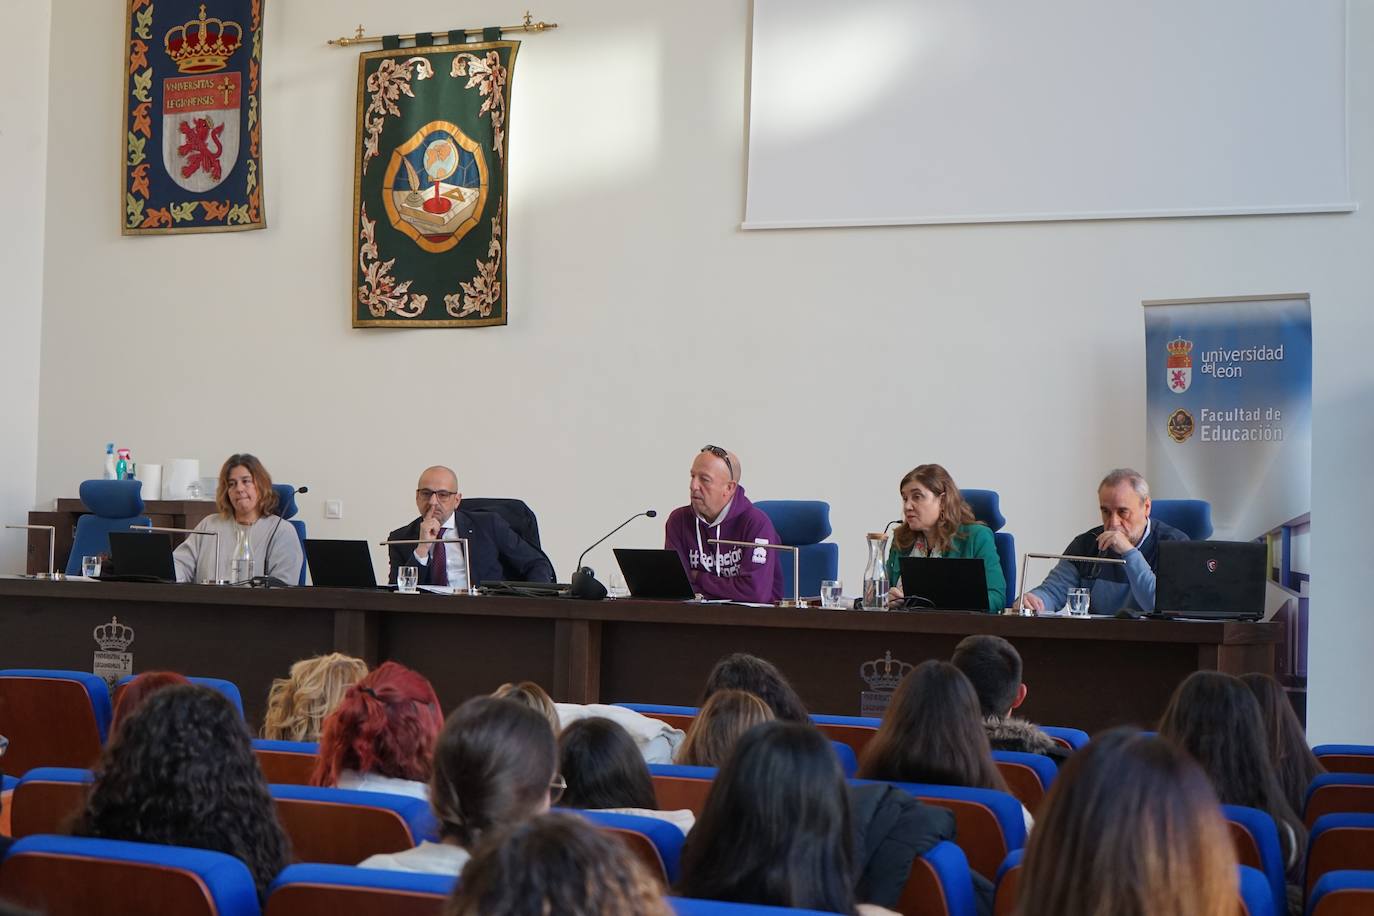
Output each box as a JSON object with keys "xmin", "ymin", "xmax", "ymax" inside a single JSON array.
[
  {"xmin": 701, "ymin": 652, "xmax": 810, "ymax": 723},
  {"xmin": 172, "ymin": 452, "xmax": 304, "ymax": 585},
  {"xmin": 491, "ymin": 681, "xmax": 560, "ymax": 733},
  {"xmin": 1159, "ymin": 671, "xmax": 1307, "ymax": 886},
  {"xmin": 311, "ymin": 661, "xmax": 443, "ymax": 801},
  {"xmin": 885, "ymin": 464, "xmax": 1006, "ymax": 612},
  {"xmin": 675, "ymin": 689, "xmax": 773, "ymax": 767},
  {"xmin": 262, "ymin": 653, "xmax": 368, "ymax": 742},
  {"xmin": 71, "ymin": 685, "xmax": 290, "ymax": 899},
  {"xmin": 110, "ymin": 670, "xmax": 189, "ymax": 737},
  {"xmin": 361, "ymin": 696, "xmax": 556, "ymax": 874},
  {"xmin": 1017, "ymin": 728, "xmax": 1237, "ymax": 916},
  {"xmin": 559, "ymin": 718, "xmax": 695, "ymax": 834},
  {"xmin": 675, "ymin": 720, "xmax": 899, "ymax": 915},
  {"xmin": 849, "ymin": 770, "xmax": 965, "ymax": 909},
  {"xmin": 950, "ymin": 635, "xmax": 1069, "ymax": 766},
  {"xmin": 446, "ymin": 811, "xmax": 673, "ymax": 916},
  {"xmin": 857, "ymin": 660, "xmax": 1031, "ymax": 830},
  {"xmin": 1241, "ymin": 671, "xmax": 1326, "ymax": 821}
]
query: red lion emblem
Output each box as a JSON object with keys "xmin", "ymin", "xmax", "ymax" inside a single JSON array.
[
  {"xmin": 177, "ymin": 117, "xmax": 225, "ymax": 181},
  {"xmin": 1170, "ymin": 369, "xmax": 1187, "ymax": 390}
]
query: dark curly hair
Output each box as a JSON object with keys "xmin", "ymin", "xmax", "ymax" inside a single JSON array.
[{"xmin": 73, "ymin": 684, "xmax": 290, "ymax": 897}]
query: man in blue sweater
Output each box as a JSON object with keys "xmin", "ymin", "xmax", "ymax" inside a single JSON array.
[{"xmin": 1014, "ymin": 468, "xmax": 1188, "ymax": 616}]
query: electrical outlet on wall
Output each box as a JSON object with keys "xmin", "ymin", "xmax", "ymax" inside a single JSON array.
[{"xmin": 325, "ymin": 499, "xmax": 343, "ymax": 519}]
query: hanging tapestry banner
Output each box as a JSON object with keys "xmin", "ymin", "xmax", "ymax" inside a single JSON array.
[
  {"xmin": 352, "ymin": 36, "xmax": 518, "ymax": 328},
  {"xmin": 121, "ymin": 0, "xmax": 266, "ymax": 235}
]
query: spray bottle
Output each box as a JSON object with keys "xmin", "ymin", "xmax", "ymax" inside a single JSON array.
[{"xmin": 103, "ymin": 444, "xmax": 117, "ymax": 480}]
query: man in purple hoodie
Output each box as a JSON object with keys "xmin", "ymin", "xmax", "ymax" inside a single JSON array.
[{"xmin": 664, "ymin": 445, "xmax": 784, "ymax": 603}]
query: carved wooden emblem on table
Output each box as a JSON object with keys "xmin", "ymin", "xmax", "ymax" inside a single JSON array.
[
  {"xmin": 860, "ymin": 650, "xmax": 913, "ymax": 718},
  {"xmin": 94, "ymin": 617, "xmax": 136, "ymax": 688}
]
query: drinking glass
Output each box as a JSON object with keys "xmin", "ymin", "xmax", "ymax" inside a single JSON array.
[
  {"xmin": 1067, "ymin": 587, "xmax": 1091, "ymax": 617},
  {"xmin": 81, "ymin": 556, "xmax": 102, "ymax": 578},
  {"xmin": 607, "ymin": 570, "xmax": 629, "ymax": 599},
  {"xmin": 820, "ymin": 579, "xmax": 844, "ymax": 609},
  {"xmin": 398, "ymin": 566, "xmax": 419, "ymax": 593}
]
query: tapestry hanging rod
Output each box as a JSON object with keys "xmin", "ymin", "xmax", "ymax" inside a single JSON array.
[{"xmin": 328, "ymin": 11, "xmax": 558, "ymax": 47}]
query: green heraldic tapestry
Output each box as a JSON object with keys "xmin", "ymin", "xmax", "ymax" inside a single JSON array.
[{"xmin": 352, "ymin": 38, "xmax": 518, "ymax": 328}]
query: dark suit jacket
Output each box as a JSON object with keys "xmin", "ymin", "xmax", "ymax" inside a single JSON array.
[{"xmin": 387, "ymin": 509, "xmax": 555, "ymax": 586}]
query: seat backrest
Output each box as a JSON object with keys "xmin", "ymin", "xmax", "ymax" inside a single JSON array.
[
  {"xmin": 113, "ymin": 675, "xmax": 245, "ymax": 719},
  {"xmin": 461, "ymin": 497, "xmax": 544, "ymax": 550},
  {"xmin": 575, "ymin": 809, "xmax": 686, "ymax": 884},
  {"xmin": 829, "ymin": 740, "xmax": 858, "ymax": 777},
  {"xmin": 1306, "ymin": 773, "xmax": 1374, "ymax": 828},
  {"xmin": 993, "ymin": 531, "xmax": 1016, "ymax": 602},
  {"xmin": 0, "ymin": 834, "xmax": 260, "ymax": 916},
  {"xmin": 648, "ymin": 764, "xmax": 717, "ymax": 816},
  {"xmin": 1238, "ymin": 864, "xmax": 1276, "ymax": 916},
  {"xmin": 1149, "ymin": 498, "xmax": 1214, "ymax": 540},
  {"xmin": 992, "ymin": 849, "xmax": 1023, "ymax": 916},
  {"xmin": 266, "ymin": 864, "xmax": 454, "ymax": 916},
  {"xmin": 898, "ymin": 840, "xmax": 977, "ymax": 916},
  {"xmin": 813, "ymin": 720, "xmax": 879, "ymax": 759},
  {"xmin": 1039, "ymin": 725, "xmax": 1089, "ymax": 750},
  {"xmin": 0, "ymin": 669, "xmax": 111, "ymax": 772},
  {"xmin": 252, "ymin": 739, "xmax": 319, "ymax": 785},
  {"xmin": 70, "ymin": 479, "xmax": 151, "ymax": 576},
  {"xmin": 1223, "ymin": 804, "xmax": 1286, "ymax": 916},
  {"xmin": 754, "ymin": 501, "xmax": 838, "ymax": 599},
  {"xmin": 962, "ymin": 490, "xmax": 1015, "ymax": 599},
  {"xmin": 667, "ymin": 898, "xmax": 843, "ymax": 914},
  {"xmin": 874, "ymin": 780, "xmax": 1027, "ymax": 880},
  {"xmin": 1306, "ymin": 813, "xmax": 1374, "ymax": 899},
  {"xmin": 1308, "ymin": 869, "xmax": 1374, "ymax": 916},
  {"xmin": 269, "ymin": 784, "xmax": 437, "ymax": 865},
  {"xmin": 1314, "ymin": 744, "xmax": 1374, "ymax": 775},
  {"xmin": 991, "ymin": 750, "xmax": 1056, "ymax": 813},
  {"xmin": 10, "ymin": 767, "xmax": 94, "ymax": 838}
]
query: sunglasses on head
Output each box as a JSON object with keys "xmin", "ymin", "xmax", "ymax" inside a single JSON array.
[{"xmin": 700, "ymin": 445, "xmax": 736, "ymax": 482}]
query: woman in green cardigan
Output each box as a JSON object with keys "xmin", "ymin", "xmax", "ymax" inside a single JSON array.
[{"xmin": 885, "ymin": 464, "xmax": 1006, "ymax": 612}]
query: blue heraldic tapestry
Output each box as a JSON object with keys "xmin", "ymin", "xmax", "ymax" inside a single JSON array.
[
  {"xmin": 122, "ymin": 0, "xmax": 265, "ymax": 235},
  {"xmin": 352, "ymin": 31, "xmax": 518, "ymax": 328}
]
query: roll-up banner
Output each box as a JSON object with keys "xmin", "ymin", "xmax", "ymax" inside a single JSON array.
[{"xmin": 1144, "ymin": 295, "xmax": 1312, "ymax": 704}]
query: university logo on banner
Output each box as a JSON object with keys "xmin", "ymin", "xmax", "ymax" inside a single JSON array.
[
  {"xmin": 352, "ymin": 35, "xmax": 518, "ymax": 328},
  {"xmin": 122, "ymin": 1, "xmax": 265, "ymax": 234},
  {"xmin": 1166, "ymin": 336, "xmax": 1193, "ymax": 393}
]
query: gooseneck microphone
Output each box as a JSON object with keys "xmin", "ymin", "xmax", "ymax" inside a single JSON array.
[
  {"xmin": 882, "ymin": 518, "xmax": 901, "ymax": 537},
  {"xmin": 570, "ymin": 509, "xmax": 657, "ymax": 600}
]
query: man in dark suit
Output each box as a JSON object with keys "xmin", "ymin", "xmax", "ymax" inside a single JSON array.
[{"xmin": 386, "ymin": 465, "xmax": 555, "ymax": 586}]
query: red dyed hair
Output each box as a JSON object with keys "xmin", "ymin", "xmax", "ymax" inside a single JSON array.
[
  {"xmin": 310, "ymin": 660, "xmax": 443, "ymax": 786},
  {"xmin": 112, "ymin": 671, "xmax": 191, "ymax": 735}
]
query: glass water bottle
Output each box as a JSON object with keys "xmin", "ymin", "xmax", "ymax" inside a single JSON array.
[
  {"xmin": 861, "ymin": 532, "xmax": 890, "ymax": 610},
  {"xmin": 231, "ymin": 526, "xmax": 254, "ymax": 584}
]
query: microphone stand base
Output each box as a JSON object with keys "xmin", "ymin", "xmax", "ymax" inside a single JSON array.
[
  {"xmin": 778, "ymin": 599, "xmax": 810, "ymax": 608},
  {"xmin": 460, "ymin": 587, "xmax": 481, "ymax": 597},
  {"xmin": 33, "ymin": 572, "xmax": 66, "ymax": 581},
  {"xmin": 204, "ymin": 578, "xmax": 231, "ymax": 586}
]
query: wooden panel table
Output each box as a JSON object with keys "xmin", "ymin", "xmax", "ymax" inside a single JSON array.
[
  {"xmin": 24, "ymin": 499, "xmax": 218, "ymax": 576},
  {"xmin": 0, "ymin": 578, "xmax": 1279, "ymax": 733}
]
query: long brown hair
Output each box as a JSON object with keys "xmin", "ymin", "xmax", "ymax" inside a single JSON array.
[
  {"xmin": 857, "ymin": 660, "xmax": 1009, "ymax": 793},
  {"xmin": 1240, "ymin": 672, "xmax": 1326, "ymax": 820},
  {"xmin": 676, "ymin": 689, "xmax": 773, "ymax": 767},
  {"xmin": 1018, "ymin": 728, "xmax": 1237, "ymax": 916},
  {"xmin": 893, "ymin": 464, "xmax": 980, "ymax": 555},
  {"xmin": 214, "ymin": 453, "xmax": 279, "ymax": 519}
]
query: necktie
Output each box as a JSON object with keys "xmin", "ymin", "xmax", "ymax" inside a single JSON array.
[{"xmin": 432, "ymin": 528, "xmax": 449, "ymax": 586}]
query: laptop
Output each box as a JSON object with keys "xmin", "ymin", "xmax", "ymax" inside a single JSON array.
[
  {"xmin": 105, "ymin": 531, "xmax": 177, "ymax": 582},
  {"xmin": 898, "ymin": 557, "xmax": 988, "ymax": 611},
  {"xmin": 304, "ymin": 539, "xmax": 383, "ymax": 588},
  {"xmin": 613, "ymin": 548, "xmax": 696, "ymax": 600},
  {"xmin": 1154, "ymin": 540, "xmax": 1266, "ymax": 620}
]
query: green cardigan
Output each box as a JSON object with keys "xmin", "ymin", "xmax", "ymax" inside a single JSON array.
[{"xmin": 885, "ymin": 522, "xmax": 1006, "ymax": 612}]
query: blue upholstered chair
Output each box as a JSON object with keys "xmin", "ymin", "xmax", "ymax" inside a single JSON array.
[
  {"xmin": 115, "ymin": 674, "xmax": 244, "ymax": 718},
  {"xmin": 575, "ymin": 808, "xmax": 687, "ymax": 883},
  {"xmin": 991, "ymin": 749, "xmax": 1057, "ymax": 811},
  {"xmin": 268, "ymin": 784, "xmax": 439, "ymax": 865},
  {"xmin": 1307, "ymin": 869, "xmax": 1374, "ymax": 916},
  {"xmin": 753, "ymin": 500, "xmax": 839, "ymax": 600},
  {"xmin": 1040, "ymin": 725, "xmax": 1090, "ymax": 750},
  {"xmin": 0, "ymin": 834, "xmax": 261, "ymax": 916},
  {"xmin": 1306, "ymin": 773, "xmax": 1374, "ymax": 827},
  {"xmin": 270, "ymin": 483, "xmax": 308, "ymax": 585},
  {"xmin": 993, "ymin": 849, "xmax": 1023, "ymax": 915},
  {"xmin": 67, "ymin": 479, "xmax": 150, "ymax": 576},
  {"xmin": 1150, "ymin": 498, "xmax": 1214, "ymax": 540},
  {"xmin": 9, "ymin": 766, "xmax": 93, "ymax": 838},
  {"xmin": 895, "ymin": 840, "xmax": 977, "ymax": 916},
  {"xmin": 0, "ymin": 668, "xmax": 111, "ymax": 773},
  {"xmin": 962, "ymin": 489, "xmax": 1016, "ymax": 601},
  {"xmin": 265, "ymin": 864, "xmax": 455, "ymax": 915},
  {"xmin": 251, "ymin": 738, "xmax": 319, "ymax": 785},
  {"xmin": 1223, "ymin": 804, "xmax": 1287, "ymax": 916},
  {"xmin": 862, "ymin": 779, "xmax": 1027, "ymax": 880},
  {"xmin": 670, "ymin": 899, "xmax": 841, "ymax": 915},
  {"xmin": 1305, "ymin": 813, "xmax": 1374, "ymax": 900},
  {"xmin": 1238, "ymin": 864, "xmax": 1277, "ymax": 916},
  {"xmin": 1314, "ymin": 743, "xmax": 1374, "ymax": 775}
]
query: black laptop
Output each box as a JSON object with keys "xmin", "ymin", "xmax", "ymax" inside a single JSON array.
[
  {"xmin": 304, "ymin": 539, "xmax": 384, "ymax": 588},
  {"xmin": 613, "ymin": 548, "xmax": 696, "ymax": 600},
  {"xmin": 898, "ymin": 557, "xmax": 988, "ymax": 611},
  {"xmin": 105, "ymin": 531, "xmax": 177, "ymax": 582},
  {"xmin": 1154, "ymin": 540, "xmax": 1266, "ymax": 620}
]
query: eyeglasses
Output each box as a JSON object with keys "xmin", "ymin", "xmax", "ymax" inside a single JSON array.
[
  {"xmin": 416, "ymin": 489, "xmax": 459, "ymax": 501},
  {"xmin": 700, "ymin": 445, "xmax": 736, "ymax": 481},
  {"xmin": 549, "ymin": 774, "xmax": 566, "ymax": 804}
]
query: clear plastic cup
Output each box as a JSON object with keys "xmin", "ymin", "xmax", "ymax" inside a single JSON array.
[
  {"xmin": 81, "ymin": 556, "xmax": 102, "ymax": 578},
  {"xmin": 398, "ymin": 566, "xmax": 419, "ymax": 593}
]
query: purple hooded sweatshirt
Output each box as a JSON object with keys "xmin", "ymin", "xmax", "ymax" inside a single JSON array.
[{"xmin": 664, "ymin": 485, "xmax": 784, "ymax": 603}]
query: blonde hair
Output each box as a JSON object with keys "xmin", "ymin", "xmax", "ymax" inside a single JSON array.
[
  {"xmin": 675, "ymin": 689, "xmax": 773, "ymax": 767},
  {"xmin": 261, "ymin": 653, "xmax": 368, "ymax": 742},
  {"xmin": 491, "ymin": 681, "xmax": 560, "ymax": 734}
]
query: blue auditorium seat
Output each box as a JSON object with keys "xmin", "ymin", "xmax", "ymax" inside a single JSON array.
[
  {"xmin": 1307, "ymin": 869, "xmax": 1374, "ymax": 916},
  {"xmin": 1223, "ymin": 804, "xmax": 1287, "ymax": 916},
  {"xmin": 669, "ymin": 899, "xmax": 843, "ymax": 915},
  {"xmin": 115, "ymin": 674, "xmax": 245, "ymax": 718},
  {"xmin": 10, "ymin": 766, "xmax": 93, "ymax": 837},
  {"xmin": 962, "ymin": 488, "xmax": 1016, "ymax": 603},
  {"xmin": 1150, "ymin": 498, "xmax": 1214, "ymax": 540},
  {"xmin": 1305, "ymin": 813, "xmax": 1374, "ymax": 900},
  {"xmin": 1238, "ymin": 864, "xmax": 1277, "ymax": 916},
  {"xmin": 900, "ymin": 839, "xmax": 977, "ymax": 916},
  {"xmin": 67, "ymin": 479, "xmax": 151, "ymax": 576},
  {"xmin": 1040, "ymin": 725, "xmax": 1089, "ymax": 750},
  {"xmin": 0, "ymin": 668, "xmax": 112, "ymax": 773},
  {"xmin": 862, "ymin": 779, "xmax": 1027, "ymax": 879},
  {"xmin": 1314, "ymin": 744, "xmax": 1374, "ymax": 774},
  {"xmin": 754, "ymin": 500, "xmax": 840, "ymax": 600},
  {"xmin": 991, "ymin": 749, "xmax": 1057, "ymax": 810},
  {"xmin": 574, "ymin": 808, "xmax": 687, "ymax": 883},
  {"xmin": 268, "ymin": 784, "xmax": 439, "ymax": 864},
  {"xmin": 271, "ymin": 484, "xmax": 308, "ymax": 585},
  {"xmin": 265, "ymin": 863, "xmax": 454, "ymax": 915}
]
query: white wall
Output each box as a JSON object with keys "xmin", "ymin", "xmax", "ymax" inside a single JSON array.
[
  {"xmin": 32, "ymin": 0, "xmax": 1374, "ymax": 740},
  {"xmin": 0, "ymin": 0, "xmax": 50, "ymax": 571}
]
